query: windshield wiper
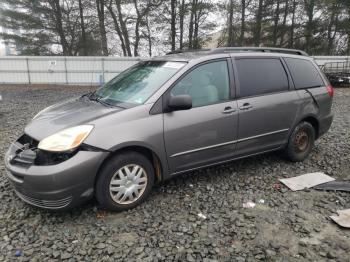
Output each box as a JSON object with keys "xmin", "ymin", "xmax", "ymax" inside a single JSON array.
[{"xmin": 88, "ymin": 92, "xmax": 124, "ymax": 108}]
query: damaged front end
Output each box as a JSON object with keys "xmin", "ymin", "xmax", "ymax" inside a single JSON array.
[
  {"xmin": 9, "ymin": 134, "xmax": 78, "ymax": 167},
  {"xmin": 4, "ymin": 134, "xmax": 109, "ymax": 210}
]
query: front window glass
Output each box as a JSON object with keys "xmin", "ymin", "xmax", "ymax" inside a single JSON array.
[
  {"xmin": 170, "ymin": 60, "xmax": 230, "ymax": 107},
  {"xmin": 95, "ymin": 61, "xmax": 185, "ymax": 106}
]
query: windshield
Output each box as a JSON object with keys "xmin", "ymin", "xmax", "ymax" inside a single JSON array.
[{"xmin": 94, "ymin": 61, "xmax": 185, "ymax": 106}]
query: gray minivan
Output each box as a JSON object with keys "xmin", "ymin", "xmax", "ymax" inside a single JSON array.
[{"xmin": 4, "ymin": 47, "xmax": 334, "ymax": 211}]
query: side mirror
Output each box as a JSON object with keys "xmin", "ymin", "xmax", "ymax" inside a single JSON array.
[{"xmin": 168, "ymin": 95, "xmax": 192, "ymax": 111}]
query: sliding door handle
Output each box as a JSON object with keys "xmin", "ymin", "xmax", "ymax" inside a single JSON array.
[
  {"xmin": 222, "ymin": 106, "xmax": 236, "ymax": 114},
  {"xmin": 239, "ymin": 103, "xmax": 253, "ymax": 110}
]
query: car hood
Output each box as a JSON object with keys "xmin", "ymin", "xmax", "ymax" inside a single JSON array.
[{"xmin": 25, "ymin": 96, "xmax": 123, "ymax": 141}]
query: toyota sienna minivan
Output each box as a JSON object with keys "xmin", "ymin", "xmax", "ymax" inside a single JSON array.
[{"xmin": 4, "ymin": 47, "xmax": 334, "ymax": 211}]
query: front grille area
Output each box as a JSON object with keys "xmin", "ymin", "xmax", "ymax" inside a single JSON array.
[
  {"xmin": 11, "ymin": 134, "xmax": 77, "ymax": 166},
  {"xmin": 18, "ymin": 134, "xmax": 39, "ymax": 148},
  {"xmin": 15, "ymin": 190, "xmax": 72, "ymax": 209}
]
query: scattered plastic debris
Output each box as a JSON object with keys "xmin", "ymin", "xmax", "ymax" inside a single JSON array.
[
  {"xmin": 313, "ymin": 181, "xmax": 350, "ymax": 192},
  {"xmin": 197, "ymin": 212, "xmax": 207, "ymax": 219},
  {"xmin": 72, "ymin": 240, "xmax": 78, "ymax": 244},
  {"xmin": 258, "ymin": 199, "xmax": 265, "ymax": 204},
  {"xmin": 330, "ymin": 209, "xmax": 350, "ymax": 228},
  {"xmin": 279, "ymin": 172, "xmax": 334, "ymax": 191},
  {"xmin": 15, "ymin": 250, "xmax": 22, "ymax": 257},
  {"xmin": 189, "ymin": 184, "xmax": 194, "ymax": 188},
  {"xmin": 243, "ymin": 201, "xmax": 256, "ymax": 208}
]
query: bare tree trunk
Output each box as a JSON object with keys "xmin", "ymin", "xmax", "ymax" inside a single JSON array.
[
  {"xmin": 240, "ymin": 0, "xmax": 246, "ymax": 46},
  {"xmin": 115, "ymin": 0, "xmax": 132, "ymax": 56},
  {"xmin": 170, "ymin": 0, "xmax": 176, "ymax": 51},
  {"xmin": 227, "ymin": 0, "xmax": 234, "ymax": 46},
  {"xmin": 49, "ymin": 0, "xmax": 70, "ymax": 55},
  {"xmin": 272, "ymin": 0, "xmax": 280, "ymax": 46},
  {"xmin": 327, "ymin": 3, "xmax": 339, "ymax": 55},
  {"xmin": 278, "ymin": 0, "xmax": 289, "ymax": 46},
  {"xmin": 348, "ymin": 6, "xmax": 350, "ymax": 55},
  {"xmin": 193, "ymin": 0, "xmax": 200, "ymax": 49},
  {"xmin": 145, "ymin": 15, "xmax": 152, "ymax": 57},
  {"xmin": 96, "ymin": 0, "xmax": 108, "ymax": 55},
  {"xmin": 304, "ymin": 0, "xmax": 315, "ymax": 54},
  {"xmin": 254, "ymin": 0, "xmax": 263, "ymax": 46},
  {"xmin": 289, "ymin": 0, "xmax": 296, "ymax": 48},
  {"xmin": 188, "ymin": 0, "xmax": 195, "ymax": 49},
  {"xmin": 107, "ymin": 0, "xmax": 127, "ymax": 56},
  {"xmin": 179, "ymin": 0, "xmax": 185, "ymax": 50},
  {"xmin": 78, "ymin": 0, "xmax": 87, "ymax": 55},
  {"xmin": 133, "ymin": 0, "xmax": 141, "ymax": 56}
]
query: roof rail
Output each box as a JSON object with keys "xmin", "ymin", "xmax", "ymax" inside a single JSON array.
[
  {"xmin": 210, "ymin": 47, "xmax": 308, "ymax": 56},
  {"xmin": 166, "ymin": 49, "xmax": 211, "ymax": 55}
]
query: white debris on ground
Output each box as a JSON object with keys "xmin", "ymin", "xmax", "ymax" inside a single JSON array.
[
  {"xmin": 279, "ymin": 172, "xmax": 335, "ymax": 191},
  {"xmin": 330, "ymin": 209, "xmax": 350, "ymax": 228},
  {"xmin": 197, "ymin": 212, "xmax": 207, "ymax": 219},
  {"xmin": 243, "ymin": 201, "xmax": 256, "ymax": 208}
]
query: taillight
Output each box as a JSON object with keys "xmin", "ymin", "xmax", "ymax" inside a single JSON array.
[{"xmin": 326, "ymin": 85, "xmax": 334, "ymax": 97}]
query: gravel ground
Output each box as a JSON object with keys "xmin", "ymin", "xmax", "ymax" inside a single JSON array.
[{"xmin": 1, "ymin": 85, "xmax": 350, "ymax": 262}]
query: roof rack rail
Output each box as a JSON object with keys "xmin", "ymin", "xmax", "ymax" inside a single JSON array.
[
  {"xmin": 210, "ymin": 47, "xmax": 308, "ymax": 56},
  {"xmin": 166, "ymin": 49, "xmax": 211, "ymax": 55}
]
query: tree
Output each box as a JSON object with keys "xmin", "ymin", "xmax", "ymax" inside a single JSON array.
[
  {"xmin": 253, "ymin": 0, "xmax": 264, "ymax": 46},
  {"xmin": 0, "ymin": 0, "xmax": 103, "ymax": 55},
  {"xmin": 272, "ymin": 0, "xmax": 281, "ymax": 46},
  {"xmin": 96, "ymin": 0, "xmax": 108, "ymax": 55},
  {"xmin": 170, "ymin": 0, "xmax": 177, "ymax": 51},
  {"xmin": 1, "ymin": 0, "xmax": 350, "ymax": 56},
  {"xmin": 227, "ymin": 0, "xmax": 235, "ymax": 46},
  {"xmin": 78, "ymin": 0, "xmax": 88, "ymax": 55}
]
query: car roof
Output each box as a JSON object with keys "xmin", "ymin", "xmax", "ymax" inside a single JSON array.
[{"xmin": 150, "ymin": 47, "xmax": 311, "ymax": 62}]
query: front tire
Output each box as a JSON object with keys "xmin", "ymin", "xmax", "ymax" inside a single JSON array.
[
  {"xmin": 95, "ymin": 151, "xmax": 154, "ymax": 211},
  {"xmin": 283, "ymin": 121, "xmax": 315, "ymax": 162}
]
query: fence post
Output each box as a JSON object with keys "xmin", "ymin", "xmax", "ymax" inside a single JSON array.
[
  {"xmin": 64, "ymin": 57, "xmax": 68, "ymax": 84},
  {"xmin": 26, "ymin": 57, "xmax": 31, "ymax": 84}
]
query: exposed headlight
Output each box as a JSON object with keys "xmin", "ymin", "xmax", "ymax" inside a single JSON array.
[{"xmin": 38, "ymin": 125, "xmax": 94, "ymax": 152}]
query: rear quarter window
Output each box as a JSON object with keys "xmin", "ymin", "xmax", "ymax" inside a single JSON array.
[
  {"xmin": 284, "ymin": 58, "xmax": 325, "ymax": 89},
  {"xmin": 235, "ymin": 58, "xmax": 289, "ymax": 97}
]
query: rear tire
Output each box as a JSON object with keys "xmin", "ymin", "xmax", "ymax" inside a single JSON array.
[
  {"xmin": 283, "ymin": 121, "xmax": 315, "ymax": 162},
  {"xmin": 95, "ymin": 151, "xmax": 154, "ymax": 212}
]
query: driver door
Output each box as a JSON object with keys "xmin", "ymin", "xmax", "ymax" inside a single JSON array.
[{"xmin": 163, "ymin": 59, "xmax": 239, "ymax": 174}]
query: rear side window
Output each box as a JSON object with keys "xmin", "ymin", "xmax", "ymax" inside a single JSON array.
[
  {"xmin": 236, "ymin": 58, "xmax": 289, "ymax": 97},
  {"xmin": 284, "ymin": 58, "xmax": 324, "ymax": 89}
]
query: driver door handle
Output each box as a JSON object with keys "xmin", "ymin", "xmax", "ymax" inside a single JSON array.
[{"xmin": 222, "ymin": 106, "xmax": 236, "ymax": 114}]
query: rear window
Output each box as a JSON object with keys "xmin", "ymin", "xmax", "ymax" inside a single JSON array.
[
  {"xmin": 284, "ymin": 58, "xmax": 325, "ymax": 89},
  {"xmin": 236, "ymin": 58, "xmax": 289, "ymax": 97}
]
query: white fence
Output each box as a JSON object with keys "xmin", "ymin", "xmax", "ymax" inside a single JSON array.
[
  {"xmin": 0, "ymin": 55, "xmax": 349, "ymax": 85},
  {"xmin": 313, "ymin": 56, "xmax": 350, "ymax": 66},
  {"xmin": 0, "ymin": 56, "xmax": 141, "ymax": 85}
]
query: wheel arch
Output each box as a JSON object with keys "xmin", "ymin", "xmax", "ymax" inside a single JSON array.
[
  {"xmin": 300, "ymin": 115, "xmax": 320, "ymax": 139},
  {"xmin": 94, "ymin": 143, "xmax": 165, "ymax": 188}
]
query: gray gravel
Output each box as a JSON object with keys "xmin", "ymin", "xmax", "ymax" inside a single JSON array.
[{"xmin": 1, "ymin": 85, "xmax": 350, "ymax": 261}]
